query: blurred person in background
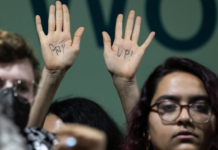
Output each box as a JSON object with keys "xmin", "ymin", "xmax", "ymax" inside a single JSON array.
[{"xmin": 44, "ymin": 97, "xmax": 123, "ymax": 150}]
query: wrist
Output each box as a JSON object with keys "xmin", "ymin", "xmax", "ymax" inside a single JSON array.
[
  {"xmin": 112, "ymin": 75, "xmax": 137, "ymax": 86},
  {"xmin": 43, "ymin": 67, "xmax": 67, "ymax": 78},
  {"xmin": 39, "ymin": 67, "xmax": 67, "ymax": 87}
]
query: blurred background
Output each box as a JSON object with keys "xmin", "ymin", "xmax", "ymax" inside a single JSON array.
[{"xmin": 0, "ymin": 0, "xmax": 217, "ymax": 130}]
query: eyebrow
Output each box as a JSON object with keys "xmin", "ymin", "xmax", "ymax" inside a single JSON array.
[
  {"xmin": 189, "ymin": 95, "xmax": 210, "ymax": 103},
  {"xmin": 0, "ymin": 76, "xmax": 33, "ymax": 82},
  {"xmin": 155, "ymin": 95, "xmax": 210, "ymax": 103},
  {"xmin": 155, "ymin": 95, "xmax": 180, "ymax": 103}
]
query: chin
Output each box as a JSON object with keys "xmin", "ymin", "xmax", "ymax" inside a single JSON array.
[{"xmin": 174, "ymin": 143, "xmax": 199, "ymax": 150}]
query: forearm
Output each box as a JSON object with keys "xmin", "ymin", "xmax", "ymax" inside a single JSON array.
[
  {"xmin": 27, "ymin": 68, "xmax": 66, "ymax": 127},
  {"xmin": 112, "ymin": 75, "xmax": 140, "ymax": 120}
]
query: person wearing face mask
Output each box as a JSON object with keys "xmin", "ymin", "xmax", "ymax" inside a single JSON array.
[
  {"xmin": 0, "ymin": 30, "xmax": 41, "ymax": 101},
  {"xmin": 0, "ymin": 30, "xmax": 41, "ymax": 129},
  {"xmin": 102, "ymin": 11, "xmax": 218, "ymax": 150},
  {"xmin": 0, "ymin": 0, "xmax": 84, "ymax": 128},
  {"xmin": 0, "ymin": 1, "xmax": 85, "ymax": 149},
  {"xmin": 0, "ymin": 28, "xmax": 61, "ymax": 150},
  {"xmin": 23, "ymin": 1, "xmax": 107, "ymax": 150}
]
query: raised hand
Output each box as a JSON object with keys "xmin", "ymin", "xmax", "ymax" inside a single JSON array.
[
  {"xmin": 102, "ymin": 10, "xmax": 155, "ymax": 118},
  {"xmin": 102, "ymin": 10, "xmax": 155, "ymax": 80},
  {"xmin": 36, "ymin": 1, "xmax": 84, "ymax": 71},
  {"xmin": 55, "ymin": 124, "xmax": 106, "ymax": 150},
  {"xmin": 28, "ymin": 1, "xmax": 84, "ymax": 128}
]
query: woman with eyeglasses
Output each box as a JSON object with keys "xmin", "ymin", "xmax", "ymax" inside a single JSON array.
[
  {"xmin": 103, "ymin": 11, "xmax": 218, "ymax": 150},
  {"xmin": 122, "ymin": 57, "xmax": 218, "ymax": 150}
]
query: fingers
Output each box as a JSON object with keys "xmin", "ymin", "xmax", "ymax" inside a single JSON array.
[
  {"xmin": 62, "ymin": 4, "xmax": 70, "ymax": 32},
  {"xmin": 115, "ymin": 14, "xmax": 123, "ymax": 39},
  {"xmin": 72, "ymin": 27, "xmax": 85, "ymax": 48},
  {"xmin": 102, "ymin": 31, "xmax": 112, "ymax": 53},
  {"xmin": 140, "ymin": 31, "xmax": 155, "ymax": 51},
  {"xmin": 57, "ymin": 124, "xmax": 106, "ymax": 150},
  {"xmin": 35, "ymin": 15, "xmax": 45, "ymax": 39},
  {"xmin": 58, "ymin": 124, "xmax": 84, "ymax": 135},
  {"xmin": 55, "ymin": 136, "xmax": 77, "ymax": 150},
  {"xmin": 124, "ymin": 10, "xmax": 135, "ymax": 40},
  {"xmin": 132, "ymin": 16, "xmax": 141, "ymax": 43},
  {"xmin": 48, "ymin": 5, "xmax": 55, "ymax": 33},
  {"xmin": 56, "ymin": 1, "xmax": 63, "ymax": 31},
  {"xmin": 49, "ymin": 2, "xmax": 70, "ymax": 33}
]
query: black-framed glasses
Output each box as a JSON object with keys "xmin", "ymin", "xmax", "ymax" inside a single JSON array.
[
  {"xmin": 150, "ymin": 100, "xmax": 213, "ymax": 124},
  {"xmin": 0, "ymin": 77, "xmax": 37, "ymax": 103}
]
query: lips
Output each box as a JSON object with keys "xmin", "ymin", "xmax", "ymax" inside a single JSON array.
[{"xmin": 173, "ymin": 130, "xmax": 197, "ymax": 139}]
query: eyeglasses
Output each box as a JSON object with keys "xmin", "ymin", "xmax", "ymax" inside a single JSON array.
[
  {"xmin": 0, "ymin": 77, "xmax": 37, "ymax": 102},
  {"xmin": 150, "ymin": 100, "xmax": 213, "ymax": 124}
]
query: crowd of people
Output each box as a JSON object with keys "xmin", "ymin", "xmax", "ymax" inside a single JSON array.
[{"xmin": 0, "ymin": 1, "xmax": 217, "ymax": 150}]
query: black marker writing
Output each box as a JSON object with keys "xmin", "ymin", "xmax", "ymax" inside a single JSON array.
[
  {"xmin": 56, "ymin": 46, "xmax": 61, "ymax": 55},
  {"xmin": 117, "ymin": 48, "xmax": 123, "ymax": 57},
  {"xmin": 49, "ymin": 44, "xmax": 65, "ymax": 55},
  {"xmin": 124, "ymin": 50, "xmax": 130, "ymax": 59},
  {"xmin": 49, "ymin": 44, "xmax": 55, "ymax": 51},
  {"xmin": 131, "ymin": 51, "xmax": 133, "ymax": 56},
  {"xmin": 62, "ymin": 44, "xmax": 65, "ymax": 54}
]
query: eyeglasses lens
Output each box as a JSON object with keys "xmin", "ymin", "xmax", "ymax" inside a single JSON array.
[
  {"xmin": 0, "ymin": 78, "xmax": 35, "ymax": 101},
  {"xmin": 158, "ymin": 101, "xmax": 180, "ymax": 122},
  {"xmin": 14, "ymin": 80, "xmax": 34, "ymax": 100},
  {"xmin": 158, "ymin": 101, "xmax": 212, "ymax": 123},
  {"xmin": 189, "ymin": 103, "xmax": 212, "ymax": 123}
]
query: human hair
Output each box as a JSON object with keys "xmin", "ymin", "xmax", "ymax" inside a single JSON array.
[
  {"xmin": 48, "ymin": 97, "xmax": 123, "ymax": 150},
  {"xmin": 122, "ymin": 57, "xmax": 218, "ymax": 150},
  {"xmin": 0, "ymin": 30, "xmax": 41, "ymax": 84}
]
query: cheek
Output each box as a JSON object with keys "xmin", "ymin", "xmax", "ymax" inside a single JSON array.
[
  {"xmin": 148, "ymin": 113, "xmax": 172, "ymax": 149},
  {"xmin": 211, "ymin": 115, "xmax": 217, "ymax": 135},
  {"xmin": 197, "ymin": 115, "xmax": 217, "ymax": 141}
]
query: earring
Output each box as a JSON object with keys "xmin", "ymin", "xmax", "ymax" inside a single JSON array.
[{"xmin": 190, "ymin": 119, "xmax": 193, "ymax": 123}]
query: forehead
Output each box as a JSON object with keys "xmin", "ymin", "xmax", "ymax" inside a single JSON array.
[
  {"xmin": 151, "ymin": 72, "xmax": 208, "ymax": 104},
  {"xmin": 0, "ymin": 58, "xmax": 34, "ymax": 81}
]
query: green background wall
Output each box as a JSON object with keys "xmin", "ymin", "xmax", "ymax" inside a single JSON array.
[{"xmin": 0, "ymin": 0, "xmax": 218, "ymax": 129}]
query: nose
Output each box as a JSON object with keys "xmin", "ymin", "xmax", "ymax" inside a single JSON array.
[{"xmin": 176, "ymin": 107, "xmax": 191, "ymax": 124}]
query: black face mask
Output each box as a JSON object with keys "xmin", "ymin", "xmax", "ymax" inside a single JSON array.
[{"xmin": 0, "ymin": 88, "xmax": 30, "ymax": 131}]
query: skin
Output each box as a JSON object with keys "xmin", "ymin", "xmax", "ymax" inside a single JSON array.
[
  {"xmin": 148, "ymin": 72, "xmax": 216, "ymax": 150},
  {"xmin": 0, "ymin": 58, "xmax": 35, "ymax": 103},
  {"xmin": 43, "ymin": 114, "xmax": 63, "ymax": 134},
  {"xmin": 56, "ymin": 124, "xmax": 106, "ymax": 150},
  {"xmin": 102, "ymin": 10, "xmax": 155, "ymax": 119},
  {"xmin": 43, "ymin": 114, "xmax": 106, "ymax": 150},
  {"xmin": 28, "ymin": 1, "xmax": 84, "ymax": 127}
]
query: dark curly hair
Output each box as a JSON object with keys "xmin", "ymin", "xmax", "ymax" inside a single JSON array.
[{"xmin": 122, "ymin": 57, "xmax": 218, "ymax": 150}]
